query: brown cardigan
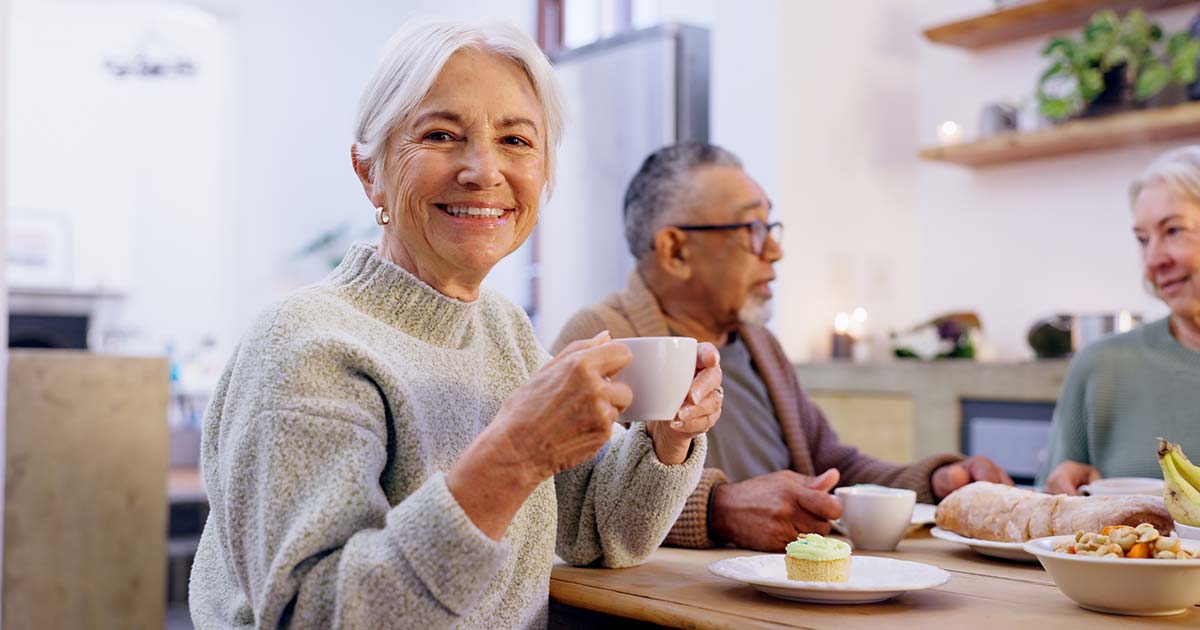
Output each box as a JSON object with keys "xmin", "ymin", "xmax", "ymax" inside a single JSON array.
[{"xmin": 551, "ymin": 271, "xmax": 963, "ymax": 548}]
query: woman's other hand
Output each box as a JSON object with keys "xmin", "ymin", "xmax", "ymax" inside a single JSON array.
[
  {"xmin": 645, "ymin": 341, "xmax": 723, "ymax": 464},
  {"xmin": 1045, "ymin": 460, "xmax": 1102, "ymax": 495}
]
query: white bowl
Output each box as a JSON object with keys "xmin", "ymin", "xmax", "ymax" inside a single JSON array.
[
  {"xmin": 1176, "ymin": 521, "xmax": 1200, "ymax": 541},
  {"xmin": 1024, "ymin": 535, "xmax": 1200, "ymax": 616}
]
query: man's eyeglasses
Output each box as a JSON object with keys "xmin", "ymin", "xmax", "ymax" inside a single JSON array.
[{"xmin": 674, "ymin": 220, "xmax": 783, "ymax": 256}]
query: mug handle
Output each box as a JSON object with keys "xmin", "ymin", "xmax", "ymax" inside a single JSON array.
[
  {"xmin": 1077, "ymin": 484, "xmax": 1093, "ymax": 496},
  {"xmin": 830, "ymin": 518, "xmax": 849, "ymax": 536}
]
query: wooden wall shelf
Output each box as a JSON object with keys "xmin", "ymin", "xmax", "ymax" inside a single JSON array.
[
  {"xmin": 923, "ymin": 0, "xmax": 1196, "ymax": 50},
  {"xmin": 918, "ymin": 101, "xmax": 1200, "ymax": 166}
]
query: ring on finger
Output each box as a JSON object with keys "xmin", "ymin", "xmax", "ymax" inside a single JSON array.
[{"xmin": 714, "ymin": 385, "xmax": 724, "ymax": 399}]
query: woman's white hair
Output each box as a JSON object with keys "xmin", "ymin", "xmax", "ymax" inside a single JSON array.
[
  {"xmin": 354, "ymin": 19, "xmax": 565, "ymax": 194},
  {"xmin": 1130, "ymin": 145, "xmax": 1200, "ymax": 205}
]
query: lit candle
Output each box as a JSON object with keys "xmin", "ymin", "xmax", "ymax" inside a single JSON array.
[
  {"xmin": 851, "ymin": 307, "xmax": 870, "ymax": 363},
  {"xmin": 936, "ymin": 120, "xmax": 962, "ymax": 145},
  {"xmin": 832, "ymin": 312, "xmax": 854, "ymax": 360},
  {"xmin": 850, "ymin": 307, "xmax": 868, "ymax": 337}
]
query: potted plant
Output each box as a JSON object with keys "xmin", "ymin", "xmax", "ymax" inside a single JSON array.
[
  {"xmin": 1037, "ymin": 9, "xmax": 1199, "ymax": 120},
  {"xmin": 891, "ymin": 312, "xmax": 981, "ymax": 360}
]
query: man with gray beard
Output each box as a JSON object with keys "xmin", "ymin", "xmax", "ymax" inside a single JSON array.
[{"xmin": 552, "ymin": 143, "xmax": 1010, "ymax": 551}]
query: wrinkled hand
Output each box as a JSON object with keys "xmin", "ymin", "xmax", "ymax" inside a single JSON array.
[
  {"xmin": 931, "ymin": 455, "xmax": 1014, "ymax": 499},
  {"xmin": 1044, "ymin": 460, "xmax": 1102, "ymax": 495},
  {"xmin": 645, "ymin": 342, "xmax": 723, "ymax": 465},
  {"xmin": 485, "ymin": 330, "xmax": 633, "ymax": 481},
  {"xmin": 709, "ymin": 469, "xmax": 843, "ymax": 552}
]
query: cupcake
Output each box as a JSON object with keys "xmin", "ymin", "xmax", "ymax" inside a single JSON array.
[{"xmin": 784, "ymin": 533, "xmax": 852, "ymax": 582}]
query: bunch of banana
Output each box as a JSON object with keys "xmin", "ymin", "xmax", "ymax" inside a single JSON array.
[{"xmin": 1158, "ymin": 437, "xmax": 1200, "ymax": 527}]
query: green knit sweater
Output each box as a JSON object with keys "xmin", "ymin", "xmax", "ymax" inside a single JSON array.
[
  {"xmin": 1039, "ymin": 317, "xmax": 1200, "ymax": 484},
  {"xmin": 188, "ymin": 243, "xmax": 705, "ymax": 629}
]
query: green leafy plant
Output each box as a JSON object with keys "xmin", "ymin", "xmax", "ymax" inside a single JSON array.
[
  {"xmin": 1037, "ymin": 9, "xmax": 1200, "ymax": 120},
  {"xmin": 1037, "ymin": 36, "xmax": 1103, "ymax": 120}
]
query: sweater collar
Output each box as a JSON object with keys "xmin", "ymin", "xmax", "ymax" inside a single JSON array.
[
  {"xmin": 325, "ymin": 242, "xmax": 478, "ymax": 346},
  {"xmin": 1144, "ymin": 316, "xmax": 1200, "ymax": 369}
]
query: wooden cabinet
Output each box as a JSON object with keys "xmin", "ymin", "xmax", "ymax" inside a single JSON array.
[
  {"xmin": 794, "ymin": 361, "xmax": 1068, "ymax": 465},
  {"xmin": 808, "ymin": 392, "xmax": 916, "ymax": 463},
  {"xmin": 4, "ymin": 351, "xmax": 169, "ymax": 630}
]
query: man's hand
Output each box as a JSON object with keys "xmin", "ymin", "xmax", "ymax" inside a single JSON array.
[
  {"xmin": 709, "ymin": 469, "xmax": 842, "ymax": 552},
  {"xmin": 1044, "ymin": 460, "xmax": 1101, "ymax": 495},
  {"xmin": 931, "ymin": 455, "xmax": 1013, "ymax": 499}
]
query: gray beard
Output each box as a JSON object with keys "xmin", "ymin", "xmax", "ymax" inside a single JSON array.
[{"xmin": 738, "ymin": 296, "xmax": 773, "ymax": 327}]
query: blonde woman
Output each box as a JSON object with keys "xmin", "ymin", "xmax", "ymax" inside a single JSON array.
[{"xmin": 1041, "ymin": 146, "xmax": 1200, "ymax": 494}]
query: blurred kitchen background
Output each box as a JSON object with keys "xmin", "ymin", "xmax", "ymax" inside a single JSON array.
[{"xmin": 3, "ymin": 0, "xmax": 1199, "ymax": 627}]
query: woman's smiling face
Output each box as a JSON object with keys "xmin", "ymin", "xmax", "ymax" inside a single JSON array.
[
  {"xmin": 372, "ymin": 50, "xmax": 547, "ymax": 296},
  {"xmin": 1133, "ymin": 180, "xmax": 1200, "ymax": 321}
]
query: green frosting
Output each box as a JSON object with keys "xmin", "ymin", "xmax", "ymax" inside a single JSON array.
[{"xmin": 785, "ymin": 534, "xmax": 851, "ymax": 561}]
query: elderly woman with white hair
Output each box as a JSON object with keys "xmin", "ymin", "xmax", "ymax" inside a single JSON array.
[
  {"xmin": 1040, "ymin": 146, "xmax": 1200, "ymax": 495},
  {"xmin": 188, "ymin": 20, "xmax": 723, "ymax": 629}
]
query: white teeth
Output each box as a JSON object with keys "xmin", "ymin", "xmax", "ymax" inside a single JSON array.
[{"xmin": 443, "ymin": 205, "xmax": 506, "ymax": 218}]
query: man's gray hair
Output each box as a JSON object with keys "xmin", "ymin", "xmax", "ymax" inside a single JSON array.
[
  {"xmin": 623, "ymin": 143, "xmax": 743, "ymax": 258},
  {"xmin": 1130, "ymin": 145, "xmax": 1200, "ymax": 206}
]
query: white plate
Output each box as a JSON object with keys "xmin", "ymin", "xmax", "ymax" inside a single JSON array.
[
  {"xmin": 930, "ymin": 526, "xmax": 1038, "ymax": 563},
  {"xmin": 708, "ymin": 554, "xmax": 950, "ymax": 604},
  {"xmin": 830, "ymin": 503, "xmax": 937, "ymax": 536}
]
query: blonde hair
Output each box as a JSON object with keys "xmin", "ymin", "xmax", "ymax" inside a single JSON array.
[
  {"xmin": 353, "ymin": 19, "xmax": 565, "ymax": 194},
  {"xmin": 1129, "ymin": 146, "xmax": 1200, "ymax": 205}
]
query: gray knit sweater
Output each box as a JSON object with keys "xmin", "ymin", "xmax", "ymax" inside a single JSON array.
[
  {"xmin": 1038, "ymin": 317, "xmax": 1200, "ymax": 484},
  {"xmin": 188, "ymin": 243, "xmax": 705, "ymax": 629}
]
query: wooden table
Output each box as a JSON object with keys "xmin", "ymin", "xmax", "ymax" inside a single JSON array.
[{"xmin": 549, "ymin": 529, "xmax": 1198, "ymax": 628}]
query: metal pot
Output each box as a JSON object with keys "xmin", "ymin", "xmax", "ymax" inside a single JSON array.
[{"xmin": 1027, "ymin": 312, "xmax": 1142, "ymax": 358}]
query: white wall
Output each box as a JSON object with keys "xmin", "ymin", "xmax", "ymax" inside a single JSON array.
[
  {"xmin": 8, "ymin": 1, "xmax": 236, "ymax": 358},
  {"xmin": 639, "ymin": 0, "xmax": 919, "ymax": 361},
  {"xmin": 915, "ymin": 0, "xmax": 1188, "ymax": 359},
  {"xmin": 638, "ymin": 1, "xmax": 779, "ymax": 195},
  {"xmin": 771, "ymin": 2, "xmax": 923, "ymax": 361}
]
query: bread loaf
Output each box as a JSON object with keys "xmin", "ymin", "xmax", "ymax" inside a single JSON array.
[{"xmin": 934, "ymin": 481, "xmax": 1172, "ymax": 542}]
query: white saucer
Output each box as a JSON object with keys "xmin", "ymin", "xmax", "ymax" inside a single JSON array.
[
  {"xmin": 708, "ymin": 554, "xmax": 950, "ymax": 604},
  {"xmin": 911, "ymin": 503, "xmax": 936, "ymax": 526},
  {"xmin": 930, "ymin": 526, "xmax": 1038, "ymax": 563}
]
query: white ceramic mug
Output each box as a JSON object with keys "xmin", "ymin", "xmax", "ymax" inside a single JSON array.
[
  {"xmin": 1078, "ymin": 477, "xmax": 1164, "ymax": 497},
  {"xmin": 612, "ymin": 337, "xmax": 697, "ymax": 423},
  {"xmin": 833, "ymin": 485, "xmax": 916, "ymax": 551}
]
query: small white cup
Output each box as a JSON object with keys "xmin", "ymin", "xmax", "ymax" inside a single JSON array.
[
  {"xmin": 834, "ymin": 485, "xmax": 916, "ymax": 551},
  {"xmin": 612, "ymin": 336, "xmax": 697, "ymax": 423},
  {"xmin": 1078, "ymin": 477, "xmax": 1164, "ymax": 497}
]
